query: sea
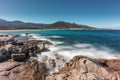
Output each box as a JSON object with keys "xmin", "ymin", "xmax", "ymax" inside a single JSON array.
[{"xmin": 0, "ymin": 30, "xmax": 120, "ymax": 73}]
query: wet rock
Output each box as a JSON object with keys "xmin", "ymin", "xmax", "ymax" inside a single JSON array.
[
  {"xmin": 0, "ymin": 54, "xmax": 7, "ymax": 61},
  {"xmin": 37, "ymin": 43, "xmax": 45, "ymax": 51},
  {"xmin": 20, "ymin": 46, "xmax": 28, "ymax": 53},
  {"xmin": 49, "ymin": 59, "xmax": 56, "ymax": 68},
  {"xmin": 0, "ymin": 48, "xmax": 8, "ymax": 61},
  {"xmin": 0, "ymin": 48, "xmax": 7, "ymax": 55},
  {"xmin": 43, "ymin": 40, "xmax": 53, "ymax": 45},
  {"xmin": 11, "ymin": 49, "xmax": 19, "ymax": 54},
  {"xmin": 5, "ymin": 52, "xmax": 11, "ymax": 57}
]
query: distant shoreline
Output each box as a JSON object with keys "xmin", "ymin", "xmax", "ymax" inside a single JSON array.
[{"xmin": 0, "ymin": 28, "xmax": 116, "ymax": 32}]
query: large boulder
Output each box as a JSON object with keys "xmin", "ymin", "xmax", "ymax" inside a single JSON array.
[
  {"xmin": 46, "ymin": 56, "xmax": 120, "ymax": 80},
  {"xmin": 0, "ymin": 59, "xmax": 46, "ymax": 80}
]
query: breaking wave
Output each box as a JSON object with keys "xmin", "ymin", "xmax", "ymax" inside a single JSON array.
[
  {"xmin": 47, "ymin": 35, "xmax": 63, "ymax": 38},
  {"xmin": 26, "ymin": 33, "xmax": 120, "ymax": 74},
  {"xmin": 1, "ymin": 33, "xmax": 119, "ymax": 74}
]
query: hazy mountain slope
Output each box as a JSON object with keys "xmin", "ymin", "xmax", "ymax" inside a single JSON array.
[
  {"xmin": 0, "ymin": 19, "xmax": 96, "ymax": 30},
  {"xmin": 0, "ymin": 19, "xmax": 7, "ymax": 22}
]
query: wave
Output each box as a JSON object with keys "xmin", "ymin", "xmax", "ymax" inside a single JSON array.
[
  {"xmin": 24, "ymin": 33, "xmax": 119, "ymax": 74},
  {"xmin": 3, "ymin": 33, "xmax": 119, "ymax": 74},
  {"xmin": 0, "ymin": 33, "xmax": 8, "ymax": 35},
  {"xmin": 37, "ymin": 43, "xmax": 119, "ymax": 74},
  {"xmin": 47, "ymin": 35, "xmax": 63, "ymax": 38}
]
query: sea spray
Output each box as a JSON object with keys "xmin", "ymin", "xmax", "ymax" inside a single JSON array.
[
  {"xmin": 7, "ymin": 33, "xmax": 120, "ymax": 74},
  {"xmin": 23, "ymin": 33, "xmax": 119, "ymax": 74}
]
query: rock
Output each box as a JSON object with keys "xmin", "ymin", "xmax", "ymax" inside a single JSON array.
[
  {"xmin": 0, "ymin": 35, "xmax": 13, "ymax": 41},
  {"xmin": 0, "ymin": 41, "xmax": 4, "ymax": 46},
  {"xmin": 0, "ymin": 54, "xmax": 7, "ymax": 61},
  {"xmin": 0, "ymin": 62, "xmax": 21, "ymax": 72},
  {"xmin": 0, "ymin": 35, "xmax": 50, "ymax": 60},
  {"xmin": 98, "ymin": 59, "xmax": 120, "ymax": 71},
  {"xmin": 0, "ymin": 48, "xmax": 8, "ymax": 61},
  {"xmin": 14, "ymin": 36, "xmax": 29, "ymax": 42},
  {"xmin": 0, "ymin": 71, "xmax": 10, "ymax": 76},
  {"xmin": 38, "ymin": 43, "xmax": 45, "ymax": 51},
  {"xmin": 43, "ymin": 40, "xmax": 53, "ymax": 45},
  {"xmin": 20, "ymin": 46, "xmax": 28, "ymax": 53},
  {"xmin": 49, "ymin": 59, "xmax": 56, "ymax": 68},
  {"xmin": 46, "ymin": 56, "xmax": 120, "ymax": 80},
  {"xmin": 11, "ymin": 53, "xmax": 26, "ymax": 61},
  {"xmin": 0, "ymin": 59, "xmax": 46, "ymax": 80},
  {"xmin": 5, "ymin": 52, "xmax": 11, "ymax": 57},
  {"xmin": 0, "ymin": 48, "xmax": 7, "ymax": 55}
]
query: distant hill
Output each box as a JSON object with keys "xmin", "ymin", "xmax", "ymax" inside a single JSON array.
[
  {"xmin": 0, "ymin": 19, "xmax": 47, "ymax": 29},
  {"xmin": 0, "ymin": 18, "xmax": 98, "ymax": 30},
  {"xmin": 48, "ymin": 21, "xmax": 95, "ymax": 29},
  {"xmin": 0, "ymin": 19, "xmax": 7, "ymax": 22}
]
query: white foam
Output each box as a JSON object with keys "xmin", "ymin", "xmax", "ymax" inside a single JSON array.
[
  {"xmin": 0, "ymin": 33, "xmax": 8, "ymax": 35},
  {"xmin": 24, "ymin": 33, "xmax": 119, "ymax": 74},
  {"xmin": 39, "ymin": 42, "xmax": 120, "ymax": 73},
  {"xmin": 52, "ymin": 41, "xmax": 64, "ymax": 45},
  {"xmin": 48, "ymin": 35, "xmax": 63, "ymax": 38}
]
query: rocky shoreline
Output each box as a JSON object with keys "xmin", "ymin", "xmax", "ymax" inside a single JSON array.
[
  {"xmin": 0, "ymin": 34, "xmax": 120, "ymax": 80},
  {"xmin": 0, "ymin": 34, "xmax": 52, "ymax": 62}
]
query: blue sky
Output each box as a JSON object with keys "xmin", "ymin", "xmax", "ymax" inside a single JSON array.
[{"xmin": 0, "ymin": 0, "xmax": 120, "ymax": 28}]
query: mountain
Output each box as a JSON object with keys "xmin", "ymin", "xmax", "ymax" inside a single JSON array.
[
  {"xmin": 48, "ymin": 21, "xmax": 95, "ymax": 29},
  {"xmin": 0, "ymin": 18, "xmax": 97, "ymax": 30},
  {"xmin": 0, "ymin": 19, "xmax": 7, "ymax": 22},
  {"xmin": 0, "ymin": 19, "xmax": 47, "ymax": 29}
]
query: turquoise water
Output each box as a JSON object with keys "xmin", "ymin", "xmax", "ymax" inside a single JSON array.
[{"xmin": 0, "ymin": 30, "xmax": 120, "ymax": 59}]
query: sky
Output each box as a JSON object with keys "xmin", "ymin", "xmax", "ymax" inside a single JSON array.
[{"xmin": 0, "ymin": 0, "xmax": 120, "ymax": 29}]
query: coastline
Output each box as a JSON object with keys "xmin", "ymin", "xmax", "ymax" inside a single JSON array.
[
  {"xmin": 0, "ymin": 33, "xmax": 120, "ymax": 80},
  {"xmin": 0, "ymin": 28, "xmax": 116, "ymax": 32}
]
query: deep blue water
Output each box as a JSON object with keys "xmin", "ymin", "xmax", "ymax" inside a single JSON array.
[{"xmin": 1, "ymin": 30, "xmax": 120, "ymax": 53}]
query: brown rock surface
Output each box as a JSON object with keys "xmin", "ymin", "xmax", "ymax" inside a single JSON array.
[
  {"xmin": 0, "ymin": 59, "xmax": 46, "ymax": 80},
  {"xmin": 0, "ymin": 35, "xmax": 13, "ymax": 41},
  {"xmin": 11, "ymin": 53, "xmax": 26, "ymax": 61},
  {"xmin": 46, "ymin": 56, "xmax": 120, "ymax": 80},
  {"xmin": 38, "ymin": 43, "xmax": 45, "ymax": 51},
  {"xmin": 98, "ymin": 59, "xmax": 120, "ymax": 71}
]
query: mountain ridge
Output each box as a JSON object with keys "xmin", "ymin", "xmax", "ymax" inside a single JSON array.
[
  {"xmin": 0, "ymin": 18, "xmax": 98, "ymax": 30},
  {"xmin": 0, "ymin": 18, "xmax": 7, "ymax": 22}
]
